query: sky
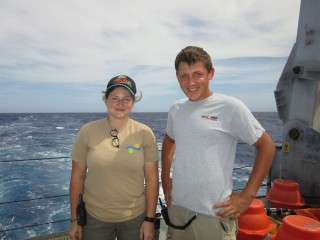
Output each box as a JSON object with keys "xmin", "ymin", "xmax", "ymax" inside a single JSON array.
[{"xmin": 0, "ymin": 0, "xmax": 301, "ymax": 113}]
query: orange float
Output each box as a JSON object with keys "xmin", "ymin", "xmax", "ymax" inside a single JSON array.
[
  {"xmin": 237, "ymin": 198, "xmax": 276, "ymax": 240},
  {"xmin": 294, "ymin": 208, "xmax": 320, "ymax": 222},
  {"xmin": 266, "ymin": 179, "xmax": 305, "ymax": 208},
  {"xmin": 275, "ymin": 215, "xmax": 320, "ymax": 240}
]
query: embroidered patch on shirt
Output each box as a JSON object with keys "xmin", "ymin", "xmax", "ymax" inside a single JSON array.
[{"xmin": 126, "ymin": 144, "xmax": 141, "ymax": 153}]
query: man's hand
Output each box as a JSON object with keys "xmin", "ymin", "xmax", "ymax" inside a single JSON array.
[{"xmin": 213, "ymin": 192, "xmax": 254, "ymax": 219}]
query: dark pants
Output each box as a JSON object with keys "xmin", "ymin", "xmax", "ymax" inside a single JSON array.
[{"xmin": 83, "ymin": 211, "xmax": 145, "ymax": 240}]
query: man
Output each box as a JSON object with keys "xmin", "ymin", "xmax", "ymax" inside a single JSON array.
[{"xmin": 161, "ymin": 46, "xmax": 275, "ymax": 239}]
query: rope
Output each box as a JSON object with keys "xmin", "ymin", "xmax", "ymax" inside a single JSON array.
[
  {"xmin": 233, "ymin": 183, "xmax": 267, "ymax": 192},
  {"xmin": 0, "ymin": 156, "xmax": 261, "ymax": 234},
  {"xmin": 0, "ymin": 219, "xmax": 69, "ymax": 233},
  {"xmin": 0, "ymin": 194, "xmax": 69, "ymax": 205},
  {"xmin": 0, "ymin": 157, "xmax": 70, "ymax": 163}
]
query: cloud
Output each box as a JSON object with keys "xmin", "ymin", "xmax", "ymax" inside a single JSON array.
[{"xmin": 0, "ymin": 0, "xmax": 301, "ymax": 112}]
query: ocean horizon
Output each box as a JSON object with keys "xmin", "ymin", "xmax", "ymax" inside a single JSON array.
[{"xmin": 0, "ymin": 112, "xmax": 283, "ymax": 239}]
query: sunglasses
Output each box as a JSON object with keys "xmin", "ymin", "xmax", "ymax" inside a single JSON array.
[{"xmin": 110, "ymin": 129, "xmax": 120, "ymax": 148}]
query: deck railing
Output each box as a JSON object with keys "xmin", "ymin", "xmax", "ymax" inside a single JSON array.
[{"xmin": 0, "ymin": 156, "xmax": 267, "ymax": 239}]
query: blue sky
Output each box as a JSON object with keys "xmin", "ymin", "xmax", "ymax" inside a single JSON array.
[{"xmin": 0, "ymin": 0, "xmax": 301, "ymax": 113}]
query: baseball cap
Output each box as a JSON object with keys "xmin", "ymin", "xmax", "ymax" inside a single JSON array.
[{"xmin": 106, "ymin": 75, "xmax": 137, "ymax": 96}]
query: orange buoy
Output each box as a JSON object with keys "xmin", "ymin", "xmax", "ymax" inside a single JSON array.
[
  {"xmin": 266, "ymin": 179, "xmax": 305, "ymax": 208},
  {"xmin": 237, "ymin": 198, "xmax": 276, "ymax": 240},
  {"xmin": 294, "ymin": 208, "xmax": 320, "ymax": 222},
  {"xmin": 275, "ymin": 215, "xmax": 320, "ymax": 240}
]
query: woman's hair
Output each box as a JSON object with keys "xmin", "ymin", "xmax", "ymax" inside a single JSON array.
[{"xmin": 174, "ymin": 46, "xmax": 213, "ymax": 72}]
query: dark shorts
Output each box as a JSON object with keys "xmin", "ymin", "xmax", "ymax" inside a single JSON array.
[{"xmin": 83, "ymin": 211, "xmax": 145, "ymax": 240}]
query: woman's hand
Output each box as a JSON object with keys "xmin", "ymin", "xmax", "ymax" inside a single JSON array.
[
  {"xmin": 69, "ymin": 222, "xmax": 82, "ymax": 240},
  {"xmin": 140, "ymin": 221, "xmax": 155, "ymax": 240}
]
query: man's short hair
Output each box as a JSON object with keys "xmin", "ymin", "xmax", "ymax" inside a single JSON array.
[{"xmin": 175, "ymin": 46, "xmax": 213, "ymax": 72}]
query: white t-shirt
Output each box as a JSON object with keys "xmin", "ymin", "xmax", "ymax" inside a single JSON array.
[{"xmin": 166, "ymin": 93, "xmax": 264, "ymax": 216}]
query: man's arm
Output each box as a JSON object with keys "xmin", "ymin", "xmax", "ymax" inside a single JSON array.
[
  {"xmin": 214, "ymin": 131, "xmax": 275, "ymax": 218},
  {"xmin": 161, "ymin": 134, "xmax": 175, "ymax": 207}
]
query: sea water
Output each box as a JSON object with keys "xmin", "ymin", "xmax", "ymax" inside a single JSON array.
[{"xmin": 0, "ymin": 112, "xmax": 283, "ymax": 240}]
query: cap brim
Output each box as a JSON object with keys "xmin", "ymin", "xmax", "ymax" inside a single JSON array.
[{"xmin": 106, "ymin": 84, "xmax": 135, "ymax": 96}]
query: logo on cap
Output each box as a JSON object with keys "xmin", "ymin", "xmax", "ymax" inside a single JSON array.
[
  {"xmin": 112, "ymin": 76, "xmax": 132, "ymax": 87},
  {"xmin": 107, "ymin": 75, "xmax": 136, "ymax": 96}
]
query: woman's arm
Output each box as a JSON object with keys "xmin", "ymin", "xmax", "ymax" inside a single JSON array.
[
  {"xmin": 69, "ymin": 160, "xmax": 87, "ymax": 240},
  {"xmin": 140, "ymin": 161, "xmax": 159, "ymax": 240}
]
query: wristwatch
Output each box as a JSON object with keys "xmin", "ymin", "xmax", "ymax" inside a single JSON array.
[{"xmin": 144, "ymin": 216, "xmax": 155, "ymax": 223}]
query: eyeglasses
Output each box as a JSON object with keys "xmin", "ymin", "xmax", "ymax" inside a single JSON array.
[{"xmin": 110, "ymin": 129, "xmax": 119, "ymax": 148}]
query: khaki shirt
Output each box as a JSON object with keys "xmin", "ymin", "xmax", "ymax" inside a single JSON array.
[{"xmin": 71, "ymin": 118, "xmax": 158, "ymax": 222}]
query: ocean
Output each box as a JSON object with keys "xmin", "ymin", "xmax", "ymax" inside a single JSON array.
[{"xmin": 0, "ymin": 112, "xmax": 283, "ymax": 240}]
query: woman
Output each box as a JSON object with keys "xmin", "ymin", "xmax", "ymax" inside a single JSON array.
[{"xmin": 69, "ymin": 75, "xmax": 159, "ymax": 240}]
